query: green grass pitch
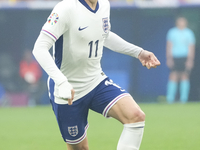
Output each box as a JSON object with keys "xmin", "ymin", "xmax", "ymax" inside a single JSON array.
[{"xmin": 0, "ymin": 102, "xmax": 200, "ymax": 150}]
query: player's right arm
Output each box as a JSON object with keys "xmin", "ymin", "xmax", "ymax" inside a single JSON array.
[
  {"xmin": 166, "ymin": 40, "xmax": 174, "ymax": 69},
  {"xmin": 32, "ymin": 33, "xmax": 74, "ymax": 105},
  {"xmin": 166, "ymin": 30, "xmax": 174, "ymax": 69},
  {"xmin": 32, "ymin": 1, "xmax": 74, "ymax": 104}
]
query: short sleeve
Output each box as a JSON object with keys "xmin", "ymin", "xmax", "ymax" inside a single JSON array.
[
  {"xmin": 166, "ymin": 29, "xmax": 173, "ymax": 42},
  {"xmin": 41, "ymin": 1, "xmax": 69, "ymax": 41}
]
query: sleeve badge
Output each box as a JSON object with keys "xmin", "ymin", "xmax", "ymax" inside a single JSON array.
[{"xmin": 48, "ymin": 13, "xmax": 59, "ymax": 25}]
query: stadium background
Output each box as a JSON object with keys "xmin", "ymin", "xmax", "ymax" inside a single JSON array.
[
  {"xmin": 0, "ymin": 1, "xmax": 200, "ymax": 150},
  {"xmin": 0, "ymin": 0, "xmax": 200, "ymax": 105}
]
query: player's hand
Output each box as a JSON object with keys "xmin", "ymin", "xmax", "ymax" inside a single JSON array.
[
  {"xmin": 138, "ymin": 50, "xmax": 160, "ymax": 69},
  {"xmin": 58, "ymin": 80, "xmax": 75, "ymax": 105}
]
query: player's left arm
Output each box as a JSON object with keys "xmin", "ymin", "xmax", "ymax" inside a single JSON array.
[
  {"xmin": 186, "ymin": 31, "xmax": 196, "ymax": 70},
  {"xmin": 186, "ymin": 44, "xmax": 195, "ymax": 70},
  {"xmin": 104, "ymin": 31, "xmax": 160, "ymax": 69}
]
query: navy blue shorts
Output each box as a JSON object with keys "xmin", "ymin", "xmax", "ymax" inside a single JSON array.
[{"xmin": 50, "ymin": 78, "xmax": 129, "ymax": 144}]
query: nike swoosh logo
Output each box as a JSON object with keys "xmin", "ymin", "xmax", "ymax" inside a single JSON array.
[{"xmin": 78, "ymin": 26, "xmax": 88, "ymax": 31}]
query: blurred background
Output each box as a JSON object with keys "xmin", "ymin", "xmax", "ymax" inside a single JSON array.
[{"xmin": 0, "ymin": 0, "xmax": 200, "ymax": 107}]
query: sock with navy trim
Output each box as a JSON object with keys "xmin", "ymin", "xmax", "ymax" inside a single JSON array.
[{"xmin": 117, "ymin": 121, "xmax": 145, "ymax": 150}]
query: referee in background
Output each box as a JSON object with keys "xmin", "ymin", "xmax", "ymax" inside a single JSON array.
[{"xmin": 166, "ymin": 17, "xmax": 195, "ymax": 103}]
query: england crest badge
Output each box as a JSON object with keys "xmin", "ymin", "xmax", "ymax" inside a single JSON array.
[
  {"xmin": 102, "ymin": 17, "xmax": 109, "ymax": 33},
  {"xmin": 68, "ymin": 126, "xmax": 78, "ymax": 137}
]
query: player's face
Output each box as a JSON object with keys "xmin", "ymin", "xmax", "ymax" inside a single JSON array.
[{"xmin": 176, "ymin": 18, "xmax": 187, "ymax": 29}]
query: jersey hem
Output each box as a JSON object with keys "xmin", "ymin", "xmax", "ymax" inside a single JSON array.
[
  {"xmin": 54, "ymin": 74, "xmax": 107, "ymax": 104},
  {"xmin": 74, "ymin": 75, "xmax": 107, "ymax": 101}
]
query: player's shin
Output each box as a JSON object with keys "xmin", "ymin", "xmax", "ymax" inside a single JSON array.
[{"xmin": 117, "ymin": 121, "xmax": 145, "ymax": 150}]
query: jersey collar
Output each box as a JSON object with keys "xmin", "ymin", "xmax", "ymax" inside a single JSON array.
[{"xmin": 79, "ymin": 0, "xmax": 99, "ymax": 13}]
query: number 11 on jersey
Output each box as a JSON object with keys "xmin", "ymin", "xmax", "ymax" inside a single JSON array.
[{"xmin": 88, "ymin": 40, "xmax": 99, "ymax": 58}]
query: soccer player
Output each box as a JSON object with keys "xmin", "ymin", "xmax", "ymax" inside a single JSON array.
[
  {"xmin": 32, "ymin": 0, "xmax": 160, "ymax": 149},
  {"xmin": 166, "ymin": 17, "xmax": 195, "ymax": 104}
]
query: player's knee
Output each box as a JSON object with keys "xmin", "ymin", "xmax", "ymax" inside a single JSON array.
[
  {"xmin": 76, "ymin": 144, "xmax": 89, "ymax": 150},
  {"xmin": 126, "ymin": 109, "xmax": 145, "ymax": 123},
  {"xmin": 80, "ymin": 145, "xmax": 89, "ymax": 150},
  {"xmin": 69, "ymin": 145, "xmax": 89, "ymax": 150},
  {"xmin": 133, "ymin": 109, "xmax": 145, "ymax": 122},
  {"xmin": 181, "ymin": 73, "xmax": 189, "ymax": 80},
  {"xmin": 67, "ymin": 142, "xmax": 89, "ymax": 150},
  {"xmin": 169, "ymin": 72, "xmax": 178, "ymax": 81}
]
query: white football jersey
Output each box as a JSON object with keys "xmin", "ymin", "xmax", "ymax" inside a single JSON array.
[{"xmin": 42, "ymin": 0, "xmax": 110, "ymax": 101}]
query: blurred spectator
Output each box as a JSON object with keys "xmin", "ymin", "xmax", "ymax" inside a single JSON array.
[
  {"xmin": 166, "ymin": 17, "xmax": 195, "ymax": 103},
  {"xmin": 0, "ymin": 53, "xmax": 19, "ymax": 93},
  {"xmin": 20, "ymin": 50, "xmax": 42, "ymax": 84},
  {"xmin": 0, "ymin": 53, "xmax": 23, "ymax": 107},
  {"xmin": 19, "ymin": 50, "xmax": 45, "ymax": 106}
]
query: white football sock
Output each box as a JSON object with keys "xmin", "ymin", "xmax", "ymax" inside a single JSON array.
[{"xmin": 117, "ymin": 121, "xmax": 145, "ymax": 150}]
